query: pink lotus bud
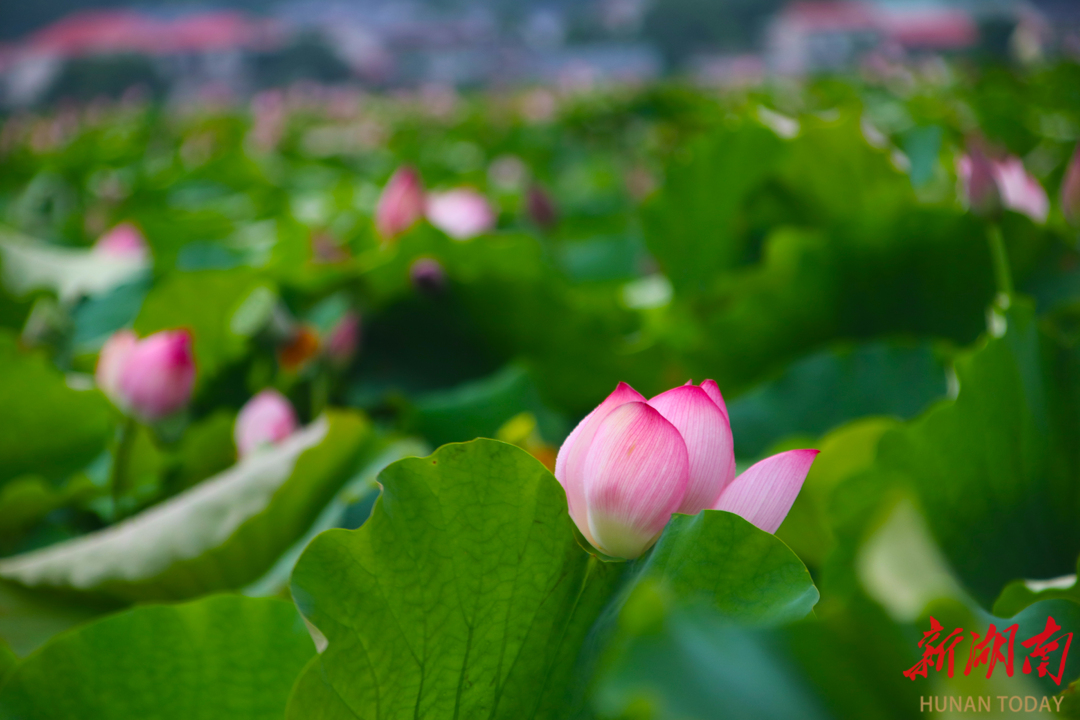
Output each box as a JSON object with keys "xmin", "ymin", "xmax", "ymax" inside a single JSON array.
[
  {"xmin": 991, "ymin": 156, "xmax": 1049, "ymax": 223},
  {"xmin": 324, "ymin": 311, "xmax": 361, "ymax": 367},
  {"xmin": 375, "ymin": 167, "xmax": 425, "ymax": 240},
  {"xmin": 713, "ymin": 449, "xmax": 819, "ymax": 534},
  {"xmin": 1060, "ymin": 144, "xmax": 1080, "ymax": 227},
  {"xmin": 425, "ymin": 189, "xmax": 496, "ymax": 240},
  {"xmin": 94, "ymin": 223, "xmax": 149, "ymax": 262},
  {"xmin": 554, "ymin": 379, "xmax": 744, "ymax": 559},
  {"xmin": 95, "ymin": 329, "xmax": 196, "ymax": 422},
  {"xmin": 957, "ymin": 149, "xmax": 1001, "ymax": 217},
  {"xmin": 409, "ymin": 257, "xmax": 446, "ymax": 295},
  {"xmin": 526, "ymin": 184, "xmax": 558, "ymax": 230},
  {"xmin": 234, "ymin": 389, "xmax": 298, "ymax": 457}
]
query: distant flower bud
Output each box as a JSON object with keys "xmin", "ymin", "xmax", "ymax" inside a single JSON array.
[
  {"xmin": 409, "ymin": 257, "xmax": 447, "ymax": 296},
  {"xmin": 526, "ymin": 184, "xmax": 558, "ymax": 230},
  {"xmin": 957, "ymin": 149, "xmax": 1002, "ymax": 217},
  {"xmin": 324, "ymin": 311, "xmax": 361, "ymax": 367},
  {"xmin": 235, "ymin": 389, "xmax": 298, "ymax": 457},
  {"xmin": 375, "ymin": 166, "xmax": 425, "ymax": 240},
  {"xmin": 94, "ymin": 223, "xmax": 149, "ymax": 262},
  {"xmin": 95, "ymin": 329, "xmax": 196, "ymax": 422},
  {"xmin": 1062, "ymin": 143, "xmax": 1080, "ymax": 228}
]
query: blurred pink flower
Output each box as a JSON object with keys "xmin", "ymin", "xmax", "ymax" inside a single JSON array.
[
  {"xmin": 526, "ymin": 184, "xmax": 558, "ymax": 230},
  {"xmin": 958, "ymin": 150, "xmax": 1049, "ymax": 223},
  {"xmin": 94, "ymin": 223, "xmax": 149, "ymax": 262},
  {"xmin": 957, "ymin": 150, "xmax": 1002, "ymax": 217},
  {"xmin": 96, "ymin": 329, "xmax": 195, "ymax": 422},
  {"xmin": 324, "ymin": 311, "xmax": 361, "ymax": 367},
  {"xmin": 425, "ymin": 189, "xmax": 496, "ymax": 240},
  {"xmin": 375, "ymin": 166, "xmax": 424, "ymax": 240},
  {"xmin": 1061, "ymin": 143, "xmax": 1080, "ymax": 228},
  {"xmin": 992, "ymin": 156, "xmax": 1049, "ymax": 223},
  {"xmin": 235, "ymin": 389, "xmax": 298, "ymax": 458},
  {"xmin": 554, "ymin": 380, "xmax": 817, "ymax": 559},
  {"xmin": 409, "ymin": 257, "xmax": 446, "ymax": 295}
]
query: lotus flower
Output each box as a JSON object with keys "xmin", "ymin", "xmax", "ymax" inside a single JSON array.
[
  {"xmin": 425, "ymin": 189, "xmax": 496, "ymax": 240},
  {"xmin": 1062, "ymin": 143, "xmax": 1080, "ymax": 228},
  {"xmin": 958, "ymin": 150, "xmax": 1049, "ymax": 223},
  {"xmin": 94, "ymin": 223, "xmax": 149, "ymax": 262},
  {"xmin": 235, "ymin": 389, "xmax": 298, "ymax": 457},
  {"xmin": 991, "ymin": 156, "xmax": 1049, "ymax": 223},
  {"xmin": 957, "ymin": 149, "xmax": 1001, "ymax": 217},
  {"xmin": 96, "ymin": 329, "xmax": 195, "ymax": 422},
  {"xmin": 375, "ymin": 166, "xmax": 424, "ymax": 240},
  {"xmin": 324, "ymin": 311, "xmax": 361, "ymax": 367},
  {"xmin": 554, "ymin": 381, "xmax": 818, "ymax": 559}
]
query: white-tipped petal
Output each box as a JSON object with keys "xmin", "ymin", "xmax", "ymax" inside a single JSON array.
[
  {"xmin": 554, "ymin": 382, "xmax": 645, "ymax": 542},
  {"xmin": 582, "ymin": 402, "xmax": 689, "ymax": 559},
  {"xmin": 648, "ymin": 384, "xmax": 735, "ymax": 514}
]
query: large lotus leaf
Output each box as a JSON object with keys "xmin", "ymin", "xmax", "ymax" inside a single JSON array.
[
  {"xmin": 0, "ymin": 330, "xmax": 113, "ymax": 487},
  {"xmin": 358, "ymin": 227, "xmax": 669, "ymax": 414},
  {"xmin": 640, "ymin": 121, "xmax": 786, "ymax": 294},
  {"xmin": 286, "ymin": 439, "xmax": 624, "ymax": 719},
  {"xmin": 837, "ymin": 301, "xmax": 1080, "ymax": 609},
  {"xmin": 590, "ymin": 583, "xmax": 832, "ymax": 720},
  {"xmin": 286, "ymin": 439, "xmax": 818, "ymax": 719},
  {"xmin": 679, "ymin": 208, "xmax": 1044, "ymax": 394},
  {"xmin": 0, "ymin": 595, "xmax": 314, "ymax": 720},
  {"xmin": 727, "ymin": 340, "xmax": 947, "ymax": 458},
  {"xmin": 635, "ymin": 510, "xmax": 819, "ymax": 626},
  {"xmin": 0, "ymin": 411, "xmax": 372, "ymax": 602}
]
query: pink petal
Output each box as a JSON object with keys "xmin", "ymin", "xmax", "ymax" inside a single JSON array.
[
  {"xmin": 95, "ymin": 330, "xmax": 138, "ymax": 407},
  {"xmin": 1063, "ymin": 143, "xmax": 1080, "ymax": 227},
  {"xmin": 325, "ymin": 312, "xmax": 361, "ymax": 366},
  {"xmin": 425, "ymin": 189, "xmax": 496, "ymax": 240},
  {"xmin": 696, "ymin": 378, "xmax": 729, "ymax": 420},
  {"xmin": 375, "ymin": 167, "xmax": 425, "ymax": 239},
  {"xmin": 992, "ymin": 157, "xmax": 1049, "ymax": 224},
  {"xmin": 648, "ymin": 384, "xmax": 735, "ymax": 514},
  {"xmin": 94, "ymin": 223, "xmax": 149, "ymax": 262},
  {"xmin": 235, "ymin": 389, "xmax": 298, "ymax": 457},
  {"xmin": 583, "ymin": 402, "xmax": 689, "ymax": 559},
  {"xmin": 555, "ymin": 382, "xmax": 645, "ymax": 541},
  {"xmin": 957, "ymin": 151, "xmax": 1001, "ymax": 216},
  {"xmin": 117, "ymin": 330, "xmax": 196, "ymax": 422},
  {"xmin": 713, "ymin": 449, "xmax": 819, "ymax": 534}
]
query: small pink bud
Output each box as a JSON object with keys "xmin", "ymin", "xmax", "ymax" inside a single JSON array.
[
  {"xmin": 957, "ymin": 149, "xmax": 1001, "ymax": 217},
  {"xmin": 96, "ymin": 329, "xmax": 196, "ymax": 422},
  {"xmin": 234, "ymin": 389, "xmax": 298, "ymax": 457},
  {"xmin": 526, "ymin": 184, "xmax": 558, "ymax": 230},
  {"xmin": 425, "ymin": 188, "xmax": 496, "ymax": 240},
  {"xmin": 94, "ymin": 223, "xmax": 149, "ymax": 262},
  {"xmin": 1061, "ymin": 143, "xmax": 1080, "ymax": 227},
  {"xmin": 324, "ymin": 311, "xmax": 361, "ymax": 367},
  {"xmin": 409, "ymin": 257, "xmax": 447, "ymax": 295},
  {"xmin": 375, "ymin": 166, "xmax": 425, "ymax": 240}
]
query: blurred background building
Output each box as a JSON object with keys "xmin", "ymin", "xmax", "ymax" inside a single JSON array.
[{"xmin": 0, "ymin": 0, "xmax": 1077, "ymax": 107}]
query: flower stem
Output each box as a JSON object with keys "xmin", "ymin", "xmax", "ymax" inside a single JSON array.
[
  {"xmin": 310, "ymin": 371, "xmax": 329, "ymax": 420},
  {"xmin": 987, "ymin": 223, "xmax": 1014, "ymax": 298},
  {"xmin": 110, "ymin": 416, "xmax": 138, "ymax": 522}
]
